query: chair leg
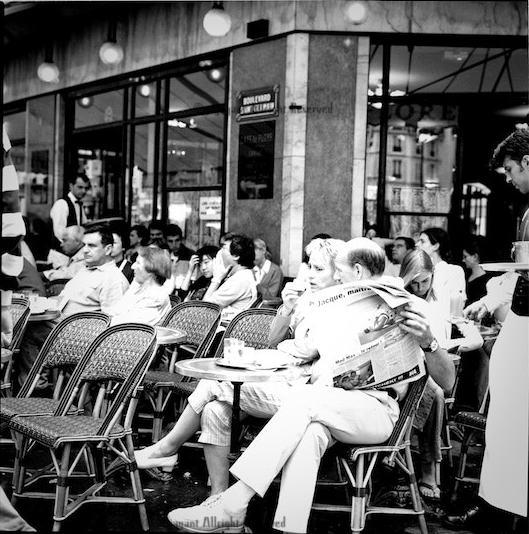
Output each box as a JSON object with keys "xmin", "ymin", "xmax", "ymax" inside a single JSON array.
[
  {"xmin": 125, "ymin": 433, "xmax": 149, "ymax": 531},
  {"xmin": 11, "ymin": 434, "xmax": 29, "ymax": 505},
  {"xmin": 404, "ymin": 445, "xmax": 428, "ymax": 534},
  {"xmin": 350, "ymin": 456, "xmax": 367, "ymax": 533},
  {"xmin": 452, "ymin": 428, "xmax": 473, "ymax": 502},
  {"xmin": 52, "ymin": 443, "xmax": 72, "ymax": 532},
  {"xmin": 152, "ymin": 387, "xmax": 166, "ymax": 443}
]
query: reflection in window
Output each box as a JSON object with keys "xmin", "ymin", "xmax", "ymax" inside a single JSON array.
[
  {"xmin": 131, "ymin": 123, "xmax": 158, "ymax": 224},
  {"xmin": 369, "ymin": 46, "xmax": 527, "ymax": 96},
  {"xmin": 166, "ymin": 113, "xmax": 224, "ymax": 188},
  {"xmin": 169, "ymin": 69, "xmax": 225, "ymax": 113},
  {"xmin": 167, "ymin": 190, "xmax": 221, "ymax": 249},
  {"xmin": 366, "ymin": 101, "xmax": 458, "ymax": 237},
  {"xmin": 75, "ymin": 90, "xmax": 124, "ymax": 128},
  {"xmin": 134, "ymin": 82, "xmax": 157, "ymax": 117}
]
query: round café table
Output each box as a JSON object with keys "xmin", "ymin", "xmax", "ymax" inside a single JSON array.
[
  {"xmin": 28, "ymin": 309, "xmax": 60, "ymax": 323},
  {"xmin": 174, "ymin": 358, "xmax": 286, "ymax": 456}
]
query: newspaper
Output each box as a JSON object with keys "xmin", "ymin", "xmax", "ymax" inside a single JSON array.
[{"xmin": 306, "ymin": 280, "xmax": 425, "ymax": 390}]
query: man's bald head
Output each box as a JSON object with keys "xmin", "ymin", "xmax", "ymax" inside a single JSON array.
[
  {"xmin": 336, "ymin": 237, "xmax": 386, "ymax": 278},
  {"xmin": 61, "ymin": 225, "xmax": 84, "ymax": 256}
]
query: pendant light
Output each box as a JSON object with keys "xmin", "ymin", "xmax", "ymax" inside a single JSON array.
[
  {"xmin": 99, "ymin": 18, "xmax": 124, "ymax": 65},
  {"xmin": 37, "ymin": 44, "xmax": 59, "ymax": 83},
  {"xmin": 203, "ymin": 2, "xmax": 232, "ymax": 37}
]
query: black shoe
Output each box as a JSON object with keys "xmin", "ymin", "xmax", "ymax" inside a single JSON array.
[{"xmin": 444, "ymin": 504, "xmax": 482, "ymax": 528}]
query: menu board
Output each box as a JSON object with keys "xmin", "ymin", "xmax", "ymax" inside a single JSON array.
[{"xmin": 237, "ymin": 121, "xmax": 275, "ymax": 199}]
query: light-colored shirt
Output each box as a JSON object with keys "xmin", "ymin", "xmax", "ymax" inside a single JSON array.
[
  {"xmin": 204, "ymin": 268, "xmax": 257, "ymax": 321},
  {"xmin": 58, "ymin": 261, "xmax": 129, "ymax": 317},
  {"xmin": 43, "ymin": 247, "xmax": 85, "ymax": 281},
  {"xmin": 253, "ymin": 259, "xmax": 271, "ymax": 284},
  {"xmin": 50, "ymin": 192, "xmax": 85, "ymax": 241},
  {"xmin": 109, "ymin": 281, "xmax": 170, "ymax": 326}
]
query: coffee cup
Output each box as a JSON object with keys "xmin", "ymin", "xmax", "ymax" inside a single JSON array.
[{"xmin": 511, "ymin": 241, "xmax": 529, "ymax": 263}]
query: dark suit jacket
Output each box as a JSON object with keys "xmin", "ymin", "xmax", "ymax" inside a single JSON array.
[{"xmin": 256, "ymin": 262, "xmax": 283, "ymax": 300}]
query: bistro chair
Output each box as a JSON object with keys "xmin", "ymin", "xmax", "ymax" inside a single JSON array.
[
  {"xmin": 451, "ymin": 387, "xmax": 489, "ymax": 502},
  {"xmin": 8, "ymin": 323, "xmax": 157, "ymax": 532},
  {"xmin": 311, "ymin": 375, "xmax": 429, "ymax": 534},
  {"xmin": 140, "ymin": 302, "xmax": 221, "ymax": 442},
  {"xmin": 1, "ymin": 296, "xmax": 31, "ymax": 397},
  {"xmin": 1, "ymin": 313, "xmax": 110, "ymax": 424}
]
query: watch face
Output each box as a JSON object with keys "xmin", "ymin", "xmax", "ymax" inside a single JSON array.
[{"xmin": 430, "ymin": 339, "xmax": 439, "ymax": 352}]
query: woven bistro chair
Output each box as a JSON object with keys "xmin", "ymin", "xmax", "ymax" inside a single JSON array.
[
  {"xmin": 1, "ymin": 312, "xmax": 110, "ymax": 425},
  {"xmin": 1, "ymin": 296, "xmax": 31, "ymax": 397},
  {"xmin": 311, "ymin": 375, "xmax": 429, "ymax": 534},
  {"xmin": 451, "ymin": 387, "xmax": 489, "ymax": 502},
  {"xmin": 8, "ymin": 323, "xmax": 157, "ymax": 532},
  {"xmin": 140, "ymin": 302, "xmax": 221, "ymax": 442}
]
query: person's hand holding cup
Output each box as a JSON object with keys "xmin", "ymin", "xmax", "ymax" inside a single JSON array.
[{"xmin": 281, "ymin": 279, "xmax": 306, "ymax": 315}]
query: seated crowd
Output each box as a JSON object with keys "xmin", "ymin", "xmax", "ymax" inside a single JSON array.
[{"xmin": 3, "ymin": 215, "xmax": 517, "ymax": 533}]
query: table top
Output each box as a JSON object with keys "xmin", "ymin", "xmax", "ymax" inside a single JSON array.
[
  {"xmin": 28, "ymin": 309, "xmax": 60, "ymax": 322},
  {"xmin": 155, "ymin": 326, "xmax": 187, "ymax": 345},
  {"xmin": 174, "ymin": 358, "xmax": 286, "ymax": 383}
]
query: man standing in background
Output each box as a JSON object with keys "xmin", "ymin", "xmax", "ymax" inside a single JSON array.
[{"xmin": 49, "ymin": 173, "xmax": 90, "ymax": 243}]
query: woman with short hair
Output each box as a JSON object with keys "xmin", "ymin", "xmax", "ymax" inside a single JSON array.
[
  {"xmin": 109, "ymin": 246, "xmax": 171, "ymax": 326},
  {"xmin": 202, "ymin": 234, "xmax": 257, "ymax": 320}
]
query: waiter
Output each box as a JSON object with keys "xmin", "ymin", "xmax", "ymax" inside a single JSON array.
[
  {"xmin": 49, "ymin": 173, "xmax": 90, "ymax": 243},
  {"xmin": 447, "ymin": 129, "xmax": 529, "ymax": 527}
]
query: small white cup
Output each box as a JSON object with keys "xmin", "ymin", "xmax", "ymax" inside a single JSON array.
[{"xmin": 511, "ymin": 241, "xmax": 529, "ymax": 263}]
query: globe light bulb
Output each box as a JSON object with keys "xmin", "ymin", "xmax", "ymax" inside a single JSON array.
[
  {"xmin": 344, "ymin": 1, "xmax": 368, "ymax": 24},
  {"xmin": 203, "ymin": 3, "xmax": 232, "ymax": 37},
  {"xmin": 99, "ymin": 41, "xmax": 124, "ymax": 65},
  {"xmin": 37, "ymin": 61, "xmax": 59, "ymax": 83}
]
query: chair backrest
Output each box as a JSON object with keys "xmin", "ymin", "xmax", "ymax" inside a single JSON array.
[
  {"xmin": 10, "ymin": 296, "xmax": 30, "ymax": 351},
  {"xmin": 213, "ymin": 308, "xmax": 277, "ymax": 358},
  {"xmin": 385, "ymin": 374, "xmax": 429, "ymax": 447},
  {"xmin": 161, "ymin": 301, "xmax": 221, "ymax": 357},
  {"xmin": 55, "ymin": 323, "xmax": 157, "ymax": 437},
  {"xmin": 18, "ymin": 312, "xmax": 111, "ymax": 397}
]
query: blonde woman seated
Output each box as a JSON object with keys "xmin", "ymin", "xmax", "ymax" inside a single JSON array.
[
  {"xmin": 109, "ymin": 246, "xmax": 171, "ymax": 326},
  {"xmin": 399, "ymin": 249, "xmax": 481, "ymax": 502},
  {"xmin": 134, "ymin": 238, "xmax": 345, "ymax": 491}
]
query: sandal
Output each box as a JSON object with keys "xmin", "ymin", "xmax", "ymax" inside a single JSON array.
[{"xmin": 418, "ymin": 481, "xmax": 441, "ymax": 502}]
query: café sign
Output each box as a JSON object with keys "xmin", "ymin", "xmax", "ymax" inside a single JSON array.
[{"xmin": 237, "ymin": 86, "xmax": 279, "ymax": 122}]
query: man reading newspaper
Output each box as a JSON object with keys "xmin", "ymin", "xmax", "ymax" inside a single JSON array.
[{"xmin": 167, "ymin": 238, "xmax": 455, "ymax": 534}]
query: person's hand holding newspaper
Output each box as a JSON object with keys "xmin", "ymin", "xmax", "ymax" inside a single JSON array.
[{"xmin": 397, "ymin": 301, "xmax": 436, "ymax": 350}]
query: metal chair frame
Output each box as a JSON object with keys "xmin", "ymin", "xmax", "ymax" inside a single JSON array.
[
  {"xmin": 1, "ymin": 296, "xmax": 31, "ymax": 397},
  {"xmin": 451, "ymin": 386, "xmax": 490, "ymax": 501},
  {"xmin": 8, "ymin": 324, "xmax": 157, "ymax": 532},
  {"xmin": 311, "ymin": 376, "xmax": 429, "ymax": 534},
  {"xmin": 140, "ymin": 302, "xmax": 221, "ymax": 442}
]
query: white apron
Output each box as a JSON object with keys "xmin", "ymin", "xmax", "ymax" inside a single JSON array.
[{"xmin": 479, "ymin": 309, "xmax": 528, "ymax": 517}]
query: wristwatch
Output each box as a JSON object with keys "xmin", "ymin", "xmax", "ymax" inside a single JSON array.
[{"xmin": 422, "ymin": 338, "xmax": 439, "ymax": 353}]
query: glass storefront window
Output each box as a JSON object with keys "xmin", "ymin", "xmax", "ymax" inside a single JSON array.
[
  {"xmin": 134, "ymin": 82, "xmax": 157, "ymax": 118},
  {"xmin": 166, "ymin": 113, "xmax": 224, "ymax": 188},
  {"xmin": 167, "ymin": 190, "xmax": 221, "ymax": 249},
  {"xmin": 169, "ymin": 69, "xmax": 226, "ymax": 113},
  {"xmin": 131, "ymin": 122, "xmax": 159, "ymax": 225},
  {"xmin": 75, "ymin": 89, "xmax": 124, "ymax": 128},
  {"xmin": 366, "ymin": 43, "xmax": 528, "ymax": 240},
  {"xmin": 369, "ymin": 46, "xmax": 528, "ymax": 96},
  {"xmin": 73, "ymin": 125, "xmax": 123, "ymax": 220}
]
